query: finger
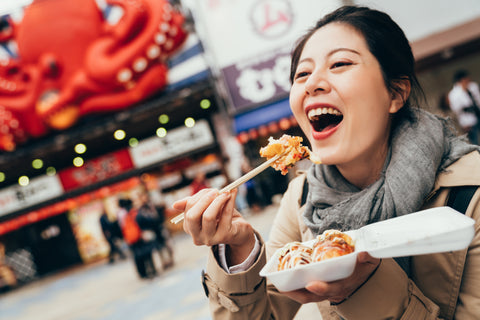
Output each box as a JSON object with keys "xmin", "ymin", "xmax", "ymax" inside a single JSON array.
[
  {"xmin": 215, "ymin": 189, "xmax": 237, "ymax": 240},
  {"xmin": 305, "ymin": 281, "xmax": 329, "ymax": 296},
  {"xmin": 186, "ymin": 188, "xmax": 214, "ymax": 209},
  {"xmin": 201, "ymin": 192, "xmax": 232, "ymax": 242},
  {"xmin": 172, "ymin": 198, "xmax": 188, "ymax": 211},
  {"xmin": 305, "ymin": 281, "xmax": 350, "ymax": 303},
  {"xmin": 357, "ymin": 251, "xmax": 379, "ymax": 264},
  {"xmin": 184, "ymin": 190, "xmax": 219, "ymax": 240},
  {"xmin": 174, "ymin": 189, "xmax": 212, "ymax": 212}
]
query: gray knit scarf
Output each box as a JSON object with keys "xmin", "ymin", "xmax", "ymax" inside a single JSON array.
[{"xmin": 303, "ymin": 109, "xmax": 480, "ymax": 235}]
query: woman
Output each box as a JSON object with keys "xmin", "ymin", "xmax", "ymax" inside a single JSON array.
[{"xmin": 173, "ymin": 6, "xmax": 480, "ymax": 319}]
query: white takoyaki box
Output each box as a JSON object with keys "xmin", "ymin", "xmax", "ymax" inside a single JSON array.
[{"xmin": 260, "ymin": 206, "xmax": 475, "ymax": 292}]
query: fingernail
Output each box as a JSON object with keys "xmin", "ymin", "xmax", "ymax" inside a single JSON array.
[
  {"xmin": 207, "ymin": 190, "xmax": 218, "ymax": 197},
  {"xmin": 218, "ymin": 191, "xmax": 230, "ymax": 198}
]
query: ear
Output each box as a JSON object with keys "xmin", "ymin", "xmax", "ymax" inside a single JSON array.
[{"xmin": 389, "ymin": 78, "xmax": 411, "ymax": 114}]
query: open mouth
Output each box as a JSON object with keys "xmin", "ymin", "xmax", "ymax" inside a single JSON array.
[{"xmin": 307, "ymin": 107, "xmax": 343, "ymax": 132}]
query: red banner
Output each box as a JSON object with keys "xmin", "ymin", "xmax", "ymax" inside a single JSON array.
[{"xmin": 58, "ymin": 149, "xmax": 134, "ymax": 191}]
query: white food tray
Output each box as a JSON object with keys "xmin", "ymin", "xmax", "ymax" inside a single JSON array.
[{"xmin": 260, "ymin": 206, "xmax": 475, "ymax": 292}]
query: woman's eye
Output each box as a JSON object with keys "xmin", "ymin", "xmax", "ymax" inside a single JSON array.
[
  {"xmin": 331, "ymin": 61, "xmax": 352, "ymax": 69},
  {"xmin": 295, "ymin": 72, "xmax": 309, "ymax": 79}
]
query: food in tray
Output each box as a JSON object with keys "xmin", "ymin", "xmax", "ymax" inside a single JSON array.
[
  {"xmin": 277, "ymin": 230, "xmax": 355, "ymax": 271},
  {"xmin": 259, "ymin": 134, "xmax": 321, "ymax": 175},
  {"xmin": 277, "ymin": 242, "xmax": 313, "ymax": 271},
  {"xmin": 311, "ymin": 230, "xmax": 355, "ymax": 262}
]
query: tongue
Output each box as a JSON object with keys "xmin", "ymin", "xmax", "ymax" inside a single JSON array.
[{"xmin": 321, "ymin": 124, "xmax": 337, "ymax": 132}]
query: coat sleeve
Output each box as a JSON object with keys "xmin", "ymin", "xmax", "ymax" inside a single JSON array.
[{"xmin": 202, "ymin": 175, "xmax": 308, "ymax": 320}]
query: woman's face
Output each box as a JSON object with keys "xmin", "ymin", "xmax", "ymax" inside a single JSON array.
[{"xmin": 290, "ymin": 23, "xmax": 402, "ymax": 177}]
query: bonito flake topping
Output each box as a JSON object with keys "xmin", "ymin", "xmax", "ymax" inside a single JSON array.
[{"xmin": 259, "ymin": 134, "xmax": 321, "ymax": 175}]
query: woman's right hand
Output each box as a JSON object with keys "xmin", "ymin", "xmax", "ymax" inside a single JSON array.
[{"xmin": 172, "ymin": 188, "xmax": 256, "ymax": 265}]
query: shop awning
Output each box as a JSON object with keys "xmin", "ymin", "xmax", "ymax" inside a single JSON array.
[
  {"xmin": 233, "ymin": 98, "xmax": 293, "ymax": 134},
  {"xmin": 412, "ymin": 17, "xmax": 480, "ymax": 71}
]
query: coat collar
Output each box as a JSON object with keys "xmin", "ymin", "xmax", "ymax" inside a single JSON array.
[{"xmin": 434, "ymin": 151, "xmax": 480, "ymax": 190}]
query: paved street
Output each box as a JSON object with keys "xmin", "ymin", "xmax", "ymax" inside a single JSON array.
[{"xmin": 0, "ymin": 204, "xmax": 320, "ymax": 320}]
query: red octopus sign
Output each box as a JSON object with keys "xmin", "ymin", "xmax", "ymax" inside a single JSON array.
[{"xmin": 0, "ymin": 0, "xmax": 187, "ymax": 151}]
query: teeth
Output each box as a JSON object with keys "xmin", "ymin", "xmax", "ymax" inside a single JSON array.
[{"xmin": 307, "ymin": 107, "xmax": 341, "ymax": 120}]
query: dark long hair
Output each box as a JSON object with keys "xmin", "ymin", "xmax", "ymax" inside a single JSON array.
[{"xmin": 290, "ymin": 6, "xmax": 425, "ymax": 127}]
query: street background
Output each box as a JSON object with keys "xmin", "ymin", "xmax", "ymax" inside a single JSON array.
[{"xmin": 0, "ymin": 204, "xmax": 321, "ymax": 320}]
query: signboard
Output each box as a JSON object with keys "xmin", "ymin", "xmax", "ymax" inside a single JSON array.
[
  {"xmin": 222, "ymin": 48, "xmax": 292, "ymax": 110},
  {"xmin": 58, "ymin": 149, "xmax": 134, "ymax": 192},
  {"xmin": 129, "ymin": 119, "xmax": 215, "ymax": 168},
  {"xmin": 0, "ymin": 175, "xmax": 64, "ymax": 216},
  {"xmin": 186, "ymin": 0, "xmax": 342, "ymax": 110}
]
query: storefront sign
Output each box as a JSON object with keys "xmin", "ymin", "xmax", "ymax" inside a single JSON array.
[
  {"xmin": 0, "ymin": 175, "xmax": 64, "ymax": 216},
  {"xmin": 129, "ymin": 119, "xmax": 215, "ymax": 168},
  {"xmin": 188, "ymin": 0, "xmax": 341, "ymax": 110},
  {"xmin": 58, "ymin": 149, "xmax": 134, "ymax": 192},
  {"xmin": 222, "ymin": 49, "xmax": 291, "ymax": 110}
]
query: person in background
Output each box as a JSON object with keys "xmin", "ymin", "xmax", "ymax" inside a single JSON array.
[
  {"xmin": 99, "ymin": 210, "xmax": 126, "ymax": 264},
  {"xmin": 118, "ymin": 198, "xmax": 156, "ymax": 279},
  {"xmin": 241, "ymin": 160, "xmax": 264, "ymax": 213},
  {"xmin": 173, "ymin": 6, "xmax": 480, "ymax": 319},
  {"xmin": 448, "ymin": 69, "xmax": 480, "ymax": 144},
  {"xmin": 137, "ymin": 192, "xmax": 174, "ymax": 270}
]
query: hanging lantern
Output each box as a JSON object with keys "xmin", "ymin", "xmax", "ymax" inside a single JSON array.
[
  {"xmin": 279, "ymin": 117, "xmax": 291, "ymax": 130},
  {"xmin": 258, "ymin": 125, "xmax": 269, "ymax": 137},
  {"xmin": 289, "ymin": 115, "xmax": 298, "ymax": 127},
  {"xmin": 248, "ymin": 128, "xmax": 258, "ymax": 140},
  {"xmin": 237, "ymin": 132, "xmax": 249, "ymax": 144},
  {"xmin": 268, "ymin": 121, "xmax": 279, "ymax": 134}
]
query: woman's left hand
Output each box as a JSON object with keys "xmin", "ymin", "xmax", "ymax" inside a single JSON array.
[{"xmin": 281, "ymin": 252, "xmax": 380, "ymax": 304}]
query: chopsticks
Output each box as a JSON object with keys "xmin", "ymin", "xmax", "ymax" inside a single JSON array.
[{"xmin": 170, "ymin": 152, "xmax": 285, "ymax": 224}]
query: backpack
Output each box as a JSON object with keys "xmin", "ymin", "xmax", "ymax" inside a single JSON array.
[{"xmin": 121, "ymin": 209, "xmax": 142, "ymax": 245}]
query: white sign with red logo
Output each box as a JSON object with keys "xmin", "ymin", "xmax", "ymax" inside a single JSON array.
[
  {"xmin": 129, "ymin": 119, "xmax": 215, "ymax": 168},
  {"xmin": 184, "ymin": 0, "xmax": 341, "ymax": 110},
  {"xmin": 0, "ymin": 175, "xmax": 64, "ymax": 216}
]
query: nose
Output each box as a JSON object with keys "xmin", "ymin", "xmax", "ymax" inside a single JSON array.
[{"xmin": 305, "ymin": 71, "xmax": 330, "ymax": 95}]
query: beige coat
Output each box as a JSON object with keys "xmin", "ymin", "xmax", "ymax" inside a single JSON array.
[{"xmin": 202, "ymin": 151, "xmax": 480, "ymax": 320}]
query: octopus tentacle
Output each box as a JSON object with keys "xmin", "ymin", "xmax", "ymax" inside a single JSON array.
[{"xmin": 85, "ymin": 0, "xmax": 186, "ymax": 84}]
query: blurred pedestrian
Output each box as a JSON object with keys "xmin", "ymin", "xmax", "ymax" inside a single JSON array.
[
  {"xmin": 448, "ymin": 69, "xmax": 480, "ymax": 144},
  {"xmin": 118, "ymin": 198, "xmax": 156, "ymax": 279},
  {"xmin": 99, "ymin": 211, "xmax": 126, "ymax": 264},
  {"xmin": 241, "ymin": 160, "xmax": 264, "ymax": 213},
  {"xmin": 436, "ymin": 92, "xmax": 461, "ymax": 130},
  {"xmin": 137, "ymin": 192, "xmax": 174, "ymax": 270}
]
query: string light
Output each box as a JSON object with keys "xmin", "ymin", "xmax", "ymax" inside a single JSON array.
[
  {"xmin": 19, "ymin": 176, "xmax": 29, "ymax": 186},
  {"xmin": 200, "ymin": 99, "xmax": 211, "ymax": 109},
  {"xmin": 156, "ymin": 127, "xmax": 167, "ymax": 138},
  {"xmin": 73, "ymin": 157, "xmax": 84, "ymax": 167},
  {"xmin": 158, "ymin": 114, "xmax": 169, "ymax": 124},
  {"xmin": 75, "ymin": 143, "xmax": 87, "ymax": 154},
  {"xmin": 129, "ymin": 137, "xmax": 139, "ymax": 147},
  {"xmin": 32, "ymin": 159, "xmax": 43, "ymax": 169},
  {"xmin": 46, "ymin": 167, "xmax": 56, "ymax": 176},
  {"xmin": 114, "ymin": 129, "xmax": 126, "ymax": 140},
  {"xmin": 185, "ymin": 117, "xmax": 195, "ymax": 128}
]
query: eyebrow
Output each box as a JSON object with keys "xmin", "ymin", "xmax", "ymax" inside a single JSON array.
[{"xmin": 298, "ymin": 47, "xmax": 361, "ymax": 64}]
